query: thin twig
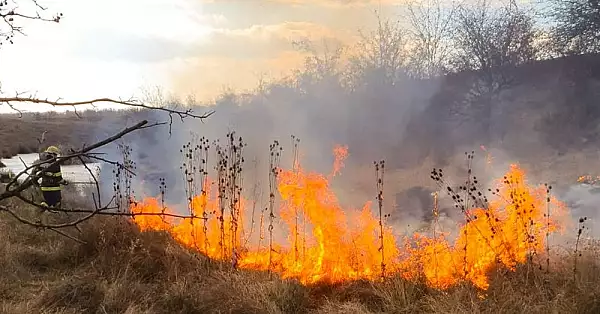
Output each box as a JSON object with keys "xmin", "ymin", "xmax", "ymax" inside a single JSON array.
[{"xmin": 0, "ymin": 96, "xmax": 214, "ymax": 121}]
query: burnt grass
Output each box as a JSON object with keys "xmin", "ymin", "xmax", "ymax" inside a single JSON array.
[{"xmin": 0, "ymin": 192, "xmax": 599, "ymax": 314}]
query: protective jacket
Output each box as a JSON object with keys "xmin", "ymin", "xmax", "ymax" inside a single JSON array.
[{"xmin": 35, "ymin": 153, "xmax": 64, "ymax": 192}]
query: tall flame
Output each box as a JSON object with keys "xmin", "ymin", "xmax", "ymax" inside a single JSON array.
[
  {"xmin": 330, "ymin": 144, "xmax": 348, "ymax": 177},
  {"xmin": 130, "ymin": 146, "xmax": 569, "ymax": 290}
]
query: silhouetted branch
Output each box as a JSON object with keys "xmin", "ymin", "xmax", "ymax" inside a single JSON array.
[
  {"xmin": 0, "ymin": 0, "xmax": 62, "ymax": 46},
  {"xmin": 2, "ymin": 120, "xmax": 150, "ymax": 198},
  {"xmin": 0, "ymin": 1, "xmax": 215, "ymax": 243},
  {"xmin": 0, "ymin": 96, "xmax": 215, "ymax": 121},
  {"xmin": 0, "ymin": 121, "xmax": 156, "ymax": 234}
]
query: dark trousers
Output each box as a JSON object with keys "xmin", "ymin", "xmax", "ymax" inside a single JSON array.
[{"xmin": 42, "ymin": 191, "xmax": 62, "ymax": 207}]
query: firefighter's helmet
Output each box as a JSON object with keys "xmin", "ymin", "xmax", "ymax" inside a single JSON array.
[{"xmin": 44, "ymin": 146, "xmax": 60, "ymax": 155}]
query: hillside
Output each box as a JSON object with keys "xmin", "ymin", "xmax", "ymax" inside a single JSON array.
[
  {"xmin": 405, "ymin": 53, "xmax": 600, "ymax": 165},
  {"xmin": 0, "ymin": 111, "xmax": 106, "ymax": 158}
]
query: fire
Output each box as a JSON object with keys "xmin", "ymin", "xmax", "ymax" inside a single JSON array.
[
  {"xmin": 130, "ymin": 187, "xmax": 246, "ymax": 260},
  {"xmin": 129, "ymin": 146, "xmax": 570, "ymax": 291},
  {"xmin": 480, "ymin": 145, "xmax": 493, "ymax": 167},
  {"xmin": 577, "ymin": 175, "xmax": 600, "ymax": 185},
  {"xmin": 330, "ymin": 144, "xmax": 348, "ymax": 177}
]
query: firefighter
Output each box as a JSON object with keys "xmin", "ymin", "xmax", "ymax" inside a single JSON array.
[{"xmin": 33, "ymin": 145, "xmax": 68, "ymax": 208}]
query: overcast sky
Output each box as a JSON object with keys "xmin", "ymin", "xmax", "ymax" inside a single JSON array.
[{"xmin": 0, "ymin": 0, "xmax": 484, "ymax": 113}]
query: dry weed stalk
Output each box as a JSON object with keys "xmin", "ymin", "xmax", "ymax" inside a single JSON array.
[
  {"xmin": 258, "ymin": 204, "xmax": 266, "ymax": 252},
  {"xmin": 199, "ymin": 137, "xmax": 211, "ymax": 253},
  {"xmin": 375, "ymin": 160, "xmax": 388, "ymax": 279},
  {"xmin": 431, "ymin": 151, "xmax": 522, "ymax": 279},
  {"xmin": 430, "ymin": 151, "xmax": 570, "ymax": 283},
  {"xmin": 505, "ymin": 176, "xmax": 535, "ymax": 269},
  {"xmin": 181, "ymin": 141, "xmax": 197, "ymax": 248},
  {"xmin": 113, "ymin": 143, "xmax": 136, "ymax": 212},
  {"xmin": 159, "ymin": 177, "xmax": 167, "ymax": 223},
  {"xmin": 545, "ymin": 183, "xmax": 552, "ymax": 273},
  {"xmin": 431, "ymin": 191, "xmax": 440, "ymax": 284},
  {"xmin": 268, "ymin": 140, "xmax": 282, "ymax": 272},
  {"xmin": 574, "ymin": 216, "xmax": 588, "ymax": 279},
  {"xmin": 431, "ymin": 152, "xmax": 477, "ymax": 278},
  {"xmin": 226, "ymin": 132, "xmax": 245, "ymax": 267},
  {"xmin": 215, "ymin": 140, "xmax": 228, "ymax": 260},
  {"xmin": 181, "ymin": 141, "xmax": 196, "ymax": 208},
  {"xmin": 256, "ymin": 157, "xmax": 267, "ymax": 252},
  {"xmin": 211, "ymin": 132, "xmax": 246, "ymax": 265},
  {"xmin": 291, "ymin": 135, "xmax": 301, "ymax": 261},
  {"xmin": 461, "ymin": 151, "xmax": 474, "ymax": 277},
  {"xmin": 180, "ymin": 134, "xmax": 211, "ymax": 252}
]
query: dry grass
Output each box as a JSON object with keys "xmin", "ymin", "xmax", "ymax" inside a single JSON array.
[
  {"xmin": 0, "ymin": 113, "xmax": 93, "ymax": 158},
  {"xmin": 1, "ymin": 54, "xmax": 600, "ymax": 313},
  {"xmin": 0, "ymin": 193, "xmax": 599, "ymax": 314},
  {"xmin": 0, "ymin": 109, "xmax": 134, "ymax": 159}
]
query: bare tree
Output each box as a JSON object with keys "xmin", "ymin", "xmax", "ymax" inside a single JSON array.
[
  {"xmin": 345, "ymin": 12, "xmax": 409, "ymax": 89},
  {"xmin": 405, "ymin": 0, "xmax": 458, "ymax": 78},
  {"xmin": 0, "ymin": 1, "xmax": 214, "ymax": 241},
  {"xmin": 450, "ymin": 0, "xmax": 538, "ymax": 143},
  {"xmin": 548, "ymin": 0, "xmax": 600, "ymax": 54},
  {"xmin": 291, "ymin": 38, "xmax": 346, "ymax": 94},
  {"xmin": 452, "ymin": 0, "xmax": 538, "ymax": 92}
]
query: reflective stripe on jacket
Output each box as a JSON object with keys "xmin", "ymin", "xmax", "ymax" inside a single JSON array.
[
  {"xmin": 35, "ymin": 153, "xmax": 63, "ymax": 191},
  {"xmin": 41, "ymin": 186, "xmax": 62, "ymax": 191}
]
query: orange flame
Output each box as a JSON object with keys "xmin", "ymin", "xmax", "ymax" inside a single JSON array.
[
  {"xmin": 330, "ymin": 144, "xmax": 348, "ymax": 177},
  {"xmin": 480, "ymin": 145, "xmax": 493, "ymax": 167},
  {"xmin": 129, "ymin": 146, "xmax": 570, "ymax": 290},
  {"xmin": 577, "ymin": 175, "xmax": 600, "ymax": 184}
]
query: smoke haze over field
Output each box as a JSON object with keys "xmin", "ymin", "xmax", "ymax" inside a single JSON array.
[
  {"xmin": 73, "ymin": 0, "xmax": 600, "ymax": 240},
  {"xmin": 8, "ymin": 0, "xmax": 600, "ymax": 304},
  {"xmin": 89, "ymin": 53, "xmax": 600, "ymax": 239},
  {"xmin": 93, "ymin": 73, "xmax": 441, "ymax": 214}
]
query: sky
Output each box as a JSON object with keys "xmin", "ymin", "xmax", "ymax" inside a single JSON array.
[{"xmin": 0, "ymin": 0, "xmax": 415, "ymax": 113}]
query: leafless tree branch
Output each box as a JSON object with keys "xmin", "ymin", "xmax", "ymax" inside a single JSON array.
[
  {"xmin": 0, "ymin": 0, "xmax": 62, "ymax": 46},
  {"xmin": 345, "ymin": 11, "xmax": 409, "ymax": 89},
  {"xmin": 2, "ymin": 120, "xmax": 151, "ymax": 197},
  {"xmin": 0, "ymin": 118, "xmax": 205, "ymax": 244},
  {"xmin": 406, "ymin": 0, "xmax": 459, "ymax": 78},
  {"xmin": 0, "ymin": 1, "xmax": 212, "ymax": 243},
  {"xmin": 0, "ymin": 96, "xmax": 215, "ymax": 121}
]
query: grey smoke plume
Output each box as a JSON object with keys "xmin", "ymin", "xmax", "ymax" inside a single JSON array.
[
  {"xmin": 85, "ymin": 78, "xmax": 448, "ymax": 224},
  {"xmin": 557, "ymin": 184, "xmax": 600, "ymax": 238},
  {"xmin": 85, "ymin": 61, "xmax": 593, "ymax": 243}
]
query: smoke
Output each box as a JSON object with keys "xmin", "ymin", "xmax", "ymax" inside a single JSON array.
[
  {"xmin": 94, "ymin": 110, "xmax": 194, "ymax": 209},
  {"xmin": 88, "ymin": 67, "xmax": 447, "ymax": 220},
  {"xmin": 83, "ymin": 33, "xmax": 598, "ymax": 244},
  {"xmin": 84, "ymin": 66, "xmax": 600, "ymax": 250},
  {"xmin": 87, "ymin": 76, "xmax": 554, "ymax": 233},
  {"xmin": 556, "ymin": 184, "xmax": 600, "ymax": 239}
]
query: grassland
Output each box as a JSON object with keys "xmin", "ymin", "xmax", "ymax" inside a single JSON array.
[
  {"xmin": 0, "ymin": 184, "xmax": 598, "ymax": 314},
  {"xmin": 2, "ymin": 54, "xmax": 600, "ymax": 313},
  {"xmin": 0, "ymin": 109, "xmax": 134, "ymax": 159},
  {"xmin": 0, "ymin": 113, "xmax": 94, "ymax": 158}
]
